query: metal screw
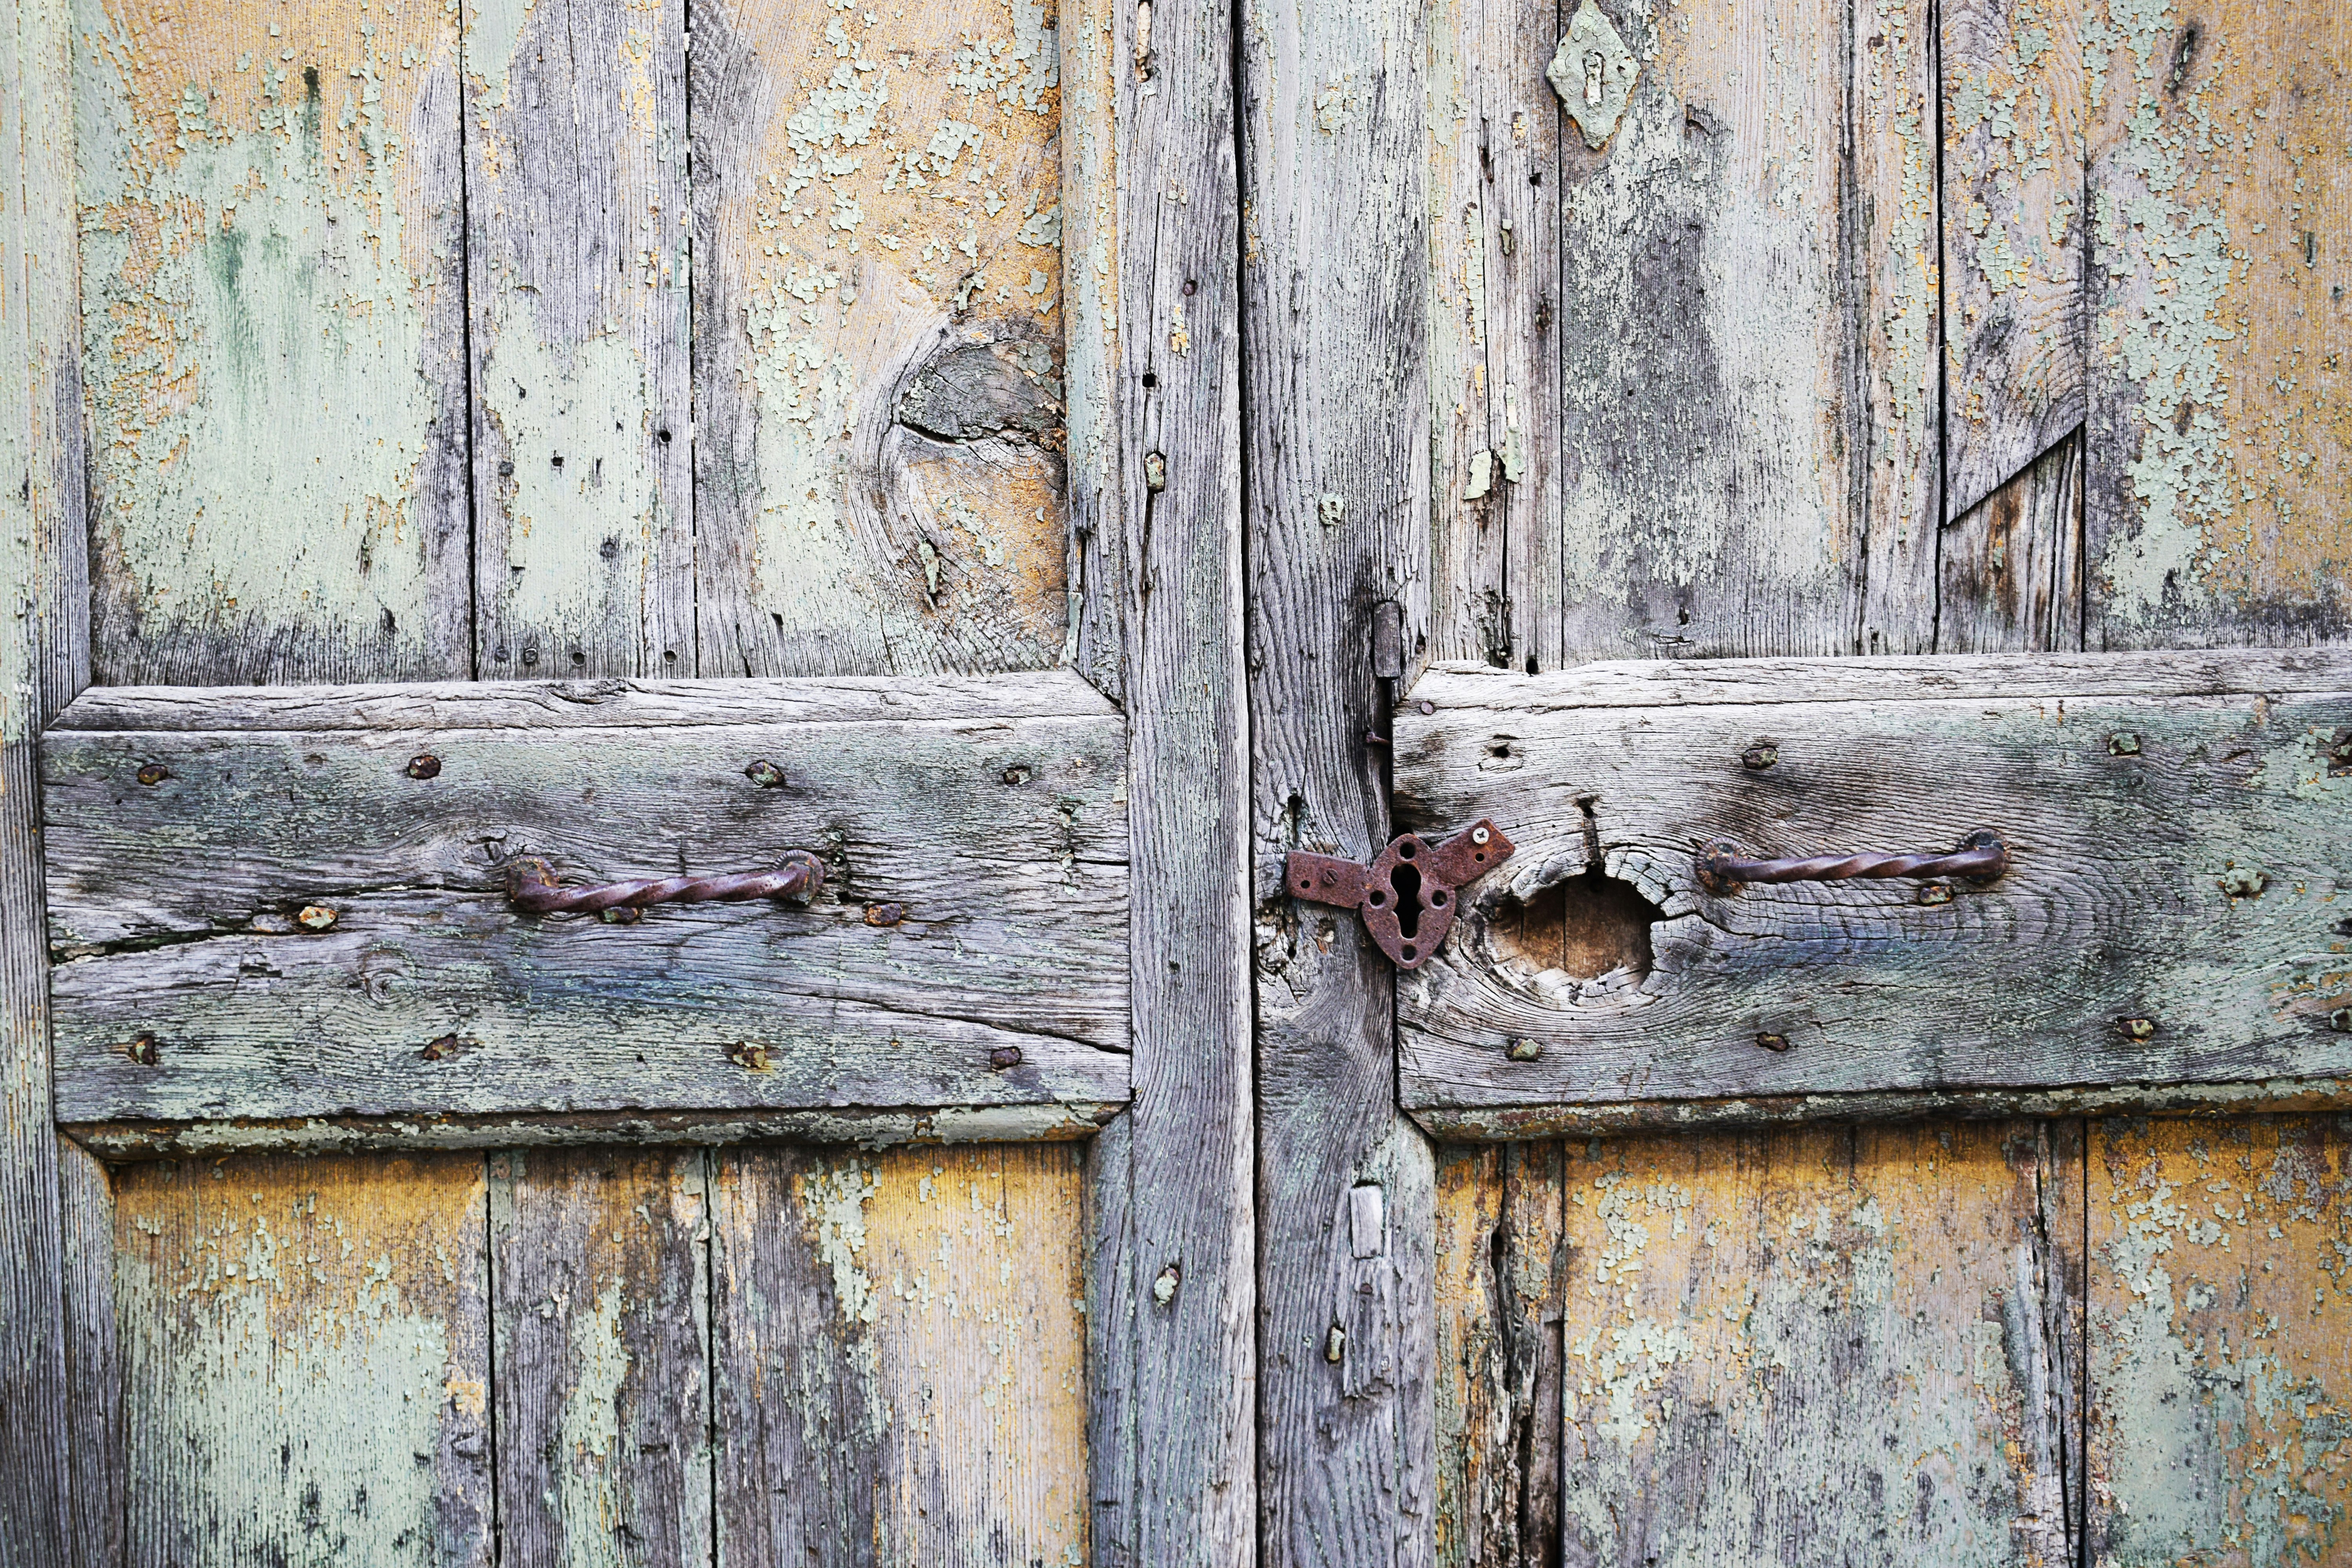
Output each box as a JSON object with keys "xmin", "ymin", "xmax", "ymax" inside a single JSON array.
[
  {"xmin": 125, "ymin": 1032, "xmax": 160, "ymax": 1066},
  {"xmin": 1325, "ymin": 1325, "xmax": 1347, "ymax": 1364},
  {"xmin": 728, "ymin": 1042, "xmax": 773, "ymax": 1072},
  {"xmin": 2220, "ymin": 866, "xmax": 2266, "ymax": 898},
  {"xmin": 1470, "ymin": 825, "xmax": 1491, "ymax": 846},
  {"xmin": 864, "ymin": 902, "xmax": 907, "ymax": 927},
  {"xmin": 406, "ymin": 753, "xmax": 442, "ymax": 780},
  {"xmin": 421, "ymin": 1034, "xmax": 461, "ymax": 1062},
  {"xmin": 1153, "ymin": 1265, "xmax": 1179, "ymax": 1306},
  {"xmin": 1918, "ymin": 883, "xmax": 1953, "ymax": 906},
  {"xmin": 1507, "ymin": 1038, "xmax": 1543, "ymax": 1062},
  {"xmin": 1755, "ymin": 1032, "xmax": 1791, "ymax": 1053},
  {"xmin": 1417, "ymin": 699, "xmax": 1436, "ymax": 716},
  {"xmin": 296, "ymin": 905, "xmax": 338, "ymax": 932},
  {"xmin": 135, "ymin": 763, "xmax": 170, "ymax": 786},
  {"xmin": 744, "ymin": 759, "xmax": 786, "ymax": 789},
  {"xmin": 989, "ymin": 1045, "xmax": 1024, "ymax": 1070},
  {"xmin": 1741, "ymin": 744, "xmax": 1779, "ymax": 771},
  {"xmin": 2122, "ymin": 1018, "xmax": 2157, "ymax": 1042},
  {"xmin": 2109, "ymin": 732, "xmax": 2141, "ymax": 756}
]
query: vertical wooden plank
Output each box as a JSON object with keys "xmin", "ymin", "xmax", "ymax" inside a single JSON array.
[
  {"xmin": 489, "ymin": 1149, "xmax": 710, "ymax": 1568},
  {"xmin": 60, "ymin": 1144, "xmax": 122, "ymax": 1568},
  {"xmin": 114, "ymin": 1153, "xmax": 493, "ymax": 1565},
  {"xmin": 463, "ymin": 0, "xmax": 693, "ymax": 679},
  {"xmin": 1940, "ymin": 0, "xmax": 2087, "ymax": 522},
  {"xmin": 1426, "ymin": 0, "xmax": 1563, "ymax": 675},
  {"xmin": 1434, "ymin": 1143, "xmax": 1566, "ymax": 1568},
  {"xmin": 1939, "ymin": 426, "xmax": 2086, "ymax": 652},
  {"xmin": 2083, "ymin": 1, "xmax": 2350, "ymax": 648},
  {"xmin": 690, "ymin": 0, "xmax": 1072, "ymax": 678},
  {"xmin": 1548, "ymin": 0, "xmax": 1939, "ymax": 663},
  {"xmin": 1555, "ymin": 1122, "xmax": 2080, "ymax": 1566},
  {"xmin": 76, "ymin": 0, "xmax": 472, "ymax": 684},
  {"xmin": 2, "ymin": 0, "xmax": 89, "ymax": 1549},
  {"xmin": 711, "ymin": 1143, "xmax": 1091, "ymax": 1565},
  {"xmin": 1243, "ymin": 0, "xmax": 1435, "ymax": 1542},
  {"xmin": 1057, "ymin": 0, "xmax": 1127, "ymax": 699},
  {"xmin": 2086, "ymin": 1115, "xmax": 2352, "ymax": 1566},
  {"xmin": 1085, "ymin": 1114, "xmax": 1139, "ymax": 1568}
]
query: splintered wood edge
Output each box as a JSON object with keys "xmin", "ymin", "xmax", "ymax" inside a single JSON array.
[
  {"xmin": 65, "ymin": 1101, "xmax": 1129, "ymax": 1163},
  {"xmin": 1408, "ymin": 1076, "xmax": 2352, "ymax": 1142}
]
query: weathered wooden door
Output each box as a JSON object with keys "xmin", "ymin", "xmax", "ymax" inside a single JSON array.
[
  {"xmin": 1239, "ymin": 0, "xmax": 2348, "ymax": 1563},
  {"xmin": 0, "ymin": 0, "xmax": 1249, "ymax": 1559}
]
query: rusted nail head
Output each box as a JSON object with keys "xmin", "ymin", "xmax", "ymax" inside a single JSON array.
[
  {"xmin": 864, "ymin": 902, "xmax": 907, "ymax": 927},
  {"xmin": 2220, "ymin": 866, "xmax": 2266, "ymax": 898},
  {"xmin": 1741, "ymin": 744, "xmax": 1779, "ymax": 771},
  {"xmin": 1002, "ymin": 765, "xmax": 1033, "ymax": 786},
  {"xmin": 2123, "ymin": 1017, "xmax": 2157, "ymax": 1042},
  {"xmin": 421, "ymin": 1033, "xmax": 461, "ymax": 1062},
  {"xmin": 2108, "ymin": 732, "xmax": 2141, "ymax": 757},
  {"xmin": 125, "ymin": 1032, "xmax": 160, "ymax": 1066},
  {"xmin": 135, "ymin": 763, "xmax": 170, "ymax": 786},
  {"xmin": 1506, "ymin": 1038, "xmax": 1543, "ymax": 1062},
  {"xmin": 989, "ymin": 1045, "xmax": 1024, "ymax": 1070},
  {"xmin": 1755, "ymin": 1032, "xmax": 1791, "ymax": 1053},
  {"xmin": 729, "ymin": 1042, "xmax": 773, "ymax": 1072},
  {"xmin": 2329, "ymin": 1007, "xmax": 2352, "ymax": 1034},
  {"xmin": 598, "ymin": 906, "xmax": 641, "ymax": 924},
  {"xmin": 744, "ymin": 759, "xmax": 787, "ymax": 789},
  {"xmin": 295, "ymin": 905, "xmax": 338, "ymax": 932},
  {"xmin": 406, "ymin": 753, "xmax": 441, "ymax": 780},
  {"xmin": 1917, "ymin": 882, "xmax": 1953, "ymax": 906},
  {"xmin": 1417, "ymin": 699, "xmax": 1436, "ymax": 716}
]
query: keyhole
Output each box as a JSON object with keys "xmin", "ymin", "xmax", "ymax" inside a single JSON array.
[
  {"xmin": 1389, "ymin": 862, "xmax": 1425, "ymax": 940},
  {"xmin": 1584, "ymin": 50, "xmax": 1604, "ymax": 105}
]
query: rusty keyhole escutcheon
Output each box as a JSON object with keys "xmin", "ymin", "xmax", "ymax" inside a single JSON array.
[{"xmin": 1286, "ymin": 819, "xmax": 1516, "ymax": 969}]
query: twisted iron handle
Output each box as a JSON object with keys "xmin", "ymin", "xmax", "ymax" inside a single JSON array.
[
  {"xmin": 508, "ymin": 851, "xmax": 824, "ymax": 915},
  {"xmin": 1698, "ymin": 831, "xmax": 2006, "ymax": 893}
]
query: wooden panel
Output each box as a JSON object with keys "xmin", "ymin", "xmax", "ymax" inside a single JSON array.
[
  {"xmin": 1544, "ymin": 1122, "xmax": 2080, "ymax": 1566},
  {"xmin": 1940, "ymin": 426, "xmax": 2085, "ymax": 654},
  {"xmin": 1433, "ymin": 1142, "xmax": 1564, "ymax": 1568},
  {"xmin": 43, "ymin": 675, "xmax": 1131, "ymax": 1132},
  {"xmin": 1242, "ymin": 0, "xmax": 1437, "ymax": 1543},
  {"xmin": 62, "ymin": 1143, "xmax": 123, "ymax": 1568},
  {"xmin": 114, "ymin": 1152, "xmax": 492, "ymax": 1564},
  {"xmin": 2084, "ymin": 1, "xmax": 2350, "ymax": 648},
  {"xmin": 1394, "ymin": 653, "xmax": 2352, "ymax": 1119},
  {"xmin": 76, "ymin": 0, "xmax": 472, "ymax": 684},
  {"xmin": 691, "ymin": 0, "xmax": 1071, "ymax": 677},
  {"xmin": 2087, "ymin": 1115, "xmax": 2352, "ymax": 1564},
  {"xmin": 1541, "ymin": 0, "xmax": 1938, "ymax": 664},
  {"xmin": 1941, "ymin": 0, "xmax": 2086, "ymax": 521},
  {"xmin": 463, "ymin": 0, "xmax": 694, "ymax": 678},
  {"xmin": 710, "ymin": 1142, "xmax": 1089, "ymax": 1564},
  {"xmin": 491, "ymin": 1148, "xmax": 710, "ymax": 1567}
]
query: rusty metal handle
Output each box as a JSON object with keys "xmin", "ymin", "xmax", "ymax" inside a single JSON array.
[
  {"xmin": 508, "ymin": 851, "xmax": 824, "ymax": 916},
  {"xmin": 1698, "ymin": 831, "xmax": 2006, "ymax": 893}
]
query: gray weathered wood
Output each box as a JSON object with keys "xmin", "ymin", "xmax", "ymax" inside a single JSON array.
[
  {"xmin": 1939, "ymin": 427, "xmax": 2085, "ymax": 654},
  {"xmin": 491, "ymin": 1148, "xmax": 711, "ymax": 1567},
  {"xmin": 1243, "ymin": 0, "xmax": 1436, "ymax": 1550},
  {"xmin": 76, "ymin": 0, "xmax": 473, "ymax": 686},
  {"xmin": 116, "ymin": 1153, "xmax": 495, "ymax": 1566},
  {"xmin": 1394, "ymin": 656, "xmax": 2352, "ymax": 1120},
  {"xmin": 2, "ymin": 0, "xmax": 87, "ymax": 1550},
  {"xmin": 1059, "ymin": 0, "xmax": 1131, "ymax": 701},
  {"xmin": 1940, "ymin": 0, "xmax": 2086, "ymax": 523},
  {"xmin": 60, "ymin": 1143, "xmax": 120, "ymax": 1568},
  {"xmin": 464, "ymin": 0, "xmax": 695, "ymax": 679},
  {"xmin": 44, "ymin": 688, "xmax": 1132, "ymax": 1130}
]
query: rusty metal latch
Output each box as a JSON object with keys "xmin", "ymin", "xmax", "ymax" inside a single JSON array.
[
  {"xmin": 507, "ymin": 852, "xmax": 824, "ymax": 919},
  {"xmin": 1285, "ymin": 820, "xmax": 1516, "ymax": 969},
  {"xmin": 1697, "ymin": 831, "xmax": 2007, "ymax": 894}
]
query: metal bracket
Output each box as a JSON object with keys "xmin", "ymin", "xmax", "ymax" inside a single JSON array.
[
  {"xmin": 1546, "ymin": 0, "xmax": 1638, "ymax": 150},
  {"xmin": 1285, "ymin": 819, "xmax": 1517, "ymax": 969}
]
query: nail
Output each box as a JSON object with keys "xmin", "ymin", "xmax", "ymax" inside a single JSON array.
[
  {"xmin": 2109, "ymin": 732, "xmax": 2141, "ymax": 756},
  {"xmin": 136, "ymin": 763, "xmax": 170, "ymax": 786},
  {"xmin": 1153, "ymin": 1264, "xmax": 1179, "ymax": 1305},
  {"xmin": 729, "ymin": 1042, "xmax": 773, "ymax": 1071},
  {"xmin": 1918, "ymin": 883, "xmax": 1952, "ymax": 906},
  {"xmin": 421, "ymin": 1034, "xmax": 461, "ymax": 1062},
  {"xmin": 406, "ymin": 754, "xmax": 441, "ymax": 780},
  {"xmin": 744, "ymin": 759, "xmax": 786, "ymax": 788},
  {"xmin": 989, "ymin": 1045, "xmax": 1024, "ymax": 1070},
  {"xmin": 1507, "ymin": 1038, "xmax": 1543, "ymax": 1062},
  {"xmin": 296, "ymin": 905, "xmax": 338, "ymax": 932},
  {"xmin": 1741, "ymin": 744, "xmax": 1778, "ymax": 770},
  {"xmin": 2122, "ymin": 1017, "xmax": 2157, "ymax": 1042},
  {"xmin": 864, "ymin": 902, "xmax": 907, "ymax": 927},
  {"xmin": 125, "ymin": 1033, "xmax": 160, "ymax": 1066},
  {"xmin": 1755, "ymin": 1032, "xmax": 1790, "ymax": 1053}
]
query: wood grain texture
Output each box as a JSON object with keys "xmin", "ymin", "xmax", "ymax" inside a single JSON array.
[
  {"xmin": 1111, "ymin": 0, "xmax": 1255, "ymax": 1544},
  {"xmin": 1242, "ymin": 0, "xmax": 1435, "ymax": 1543},
  {"xmin": 1544, "ymin": 0, "xmax": 1938, "ymax": 664},
  {"xmin": 1550, "ymin": 1122, "xmax": 2081, "ymax": 1566},
  {"xmin": 1424, "ymin": 0, "xmax": 1562, "ymax": 676},
  {"xmin": 43, "ymin": 696, "xmax": 1132, "ymax": 1128},
  {"xmin": 1056, "ymin": 0, "xmax": 1127, "ymax": 699},
  {"xmin": 60, "ymin": 1143, "xmax": 122, "ymax": 1568},
  {"xmin": 490, "ymin": 1148, "xmax": 710, "ymax": 1568},
  {"xmin": 2087, "ymin": 1115, "xmax": 2352, "ymax": 1566},
  {"xmin": 2083, "ymin": 0, "xmax": 2350, "ymax": 649},
  {"xmin": 463, "ymin": 0, "xmax": 693, "ymax": 679},
  {"xmin": 710, "ymin": 1142, "xmax": 1091, "ymax": 1566},
  {"xmin": 114, "ymin": 1152, "xmax": 493, "ymax": 1565},
  {"xmin": 1941, "ymin": 0, "xmax": 2086, "ymax": 522},
  {"xmin": 1395, "ymin": 664, "xmax": 2352, "ymax": 1115},
  {"xmin": 1940, "ymin": 425, "xmax": 2086, "ymax": 653},
  {"xmin": 691, "ymin": 0, "xmax": 1071, "ymax": 678},
  {"xmin": 1, "ymin": 0, "xmax": 88, "ymax": 1547},
  {"xmin": 1432, "ymin": 1142, "xmax": 1564, "ymax": 1568},
  {"xmin": 76, "ymin": 0, "xmax": 472, "ymax": 684}
]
